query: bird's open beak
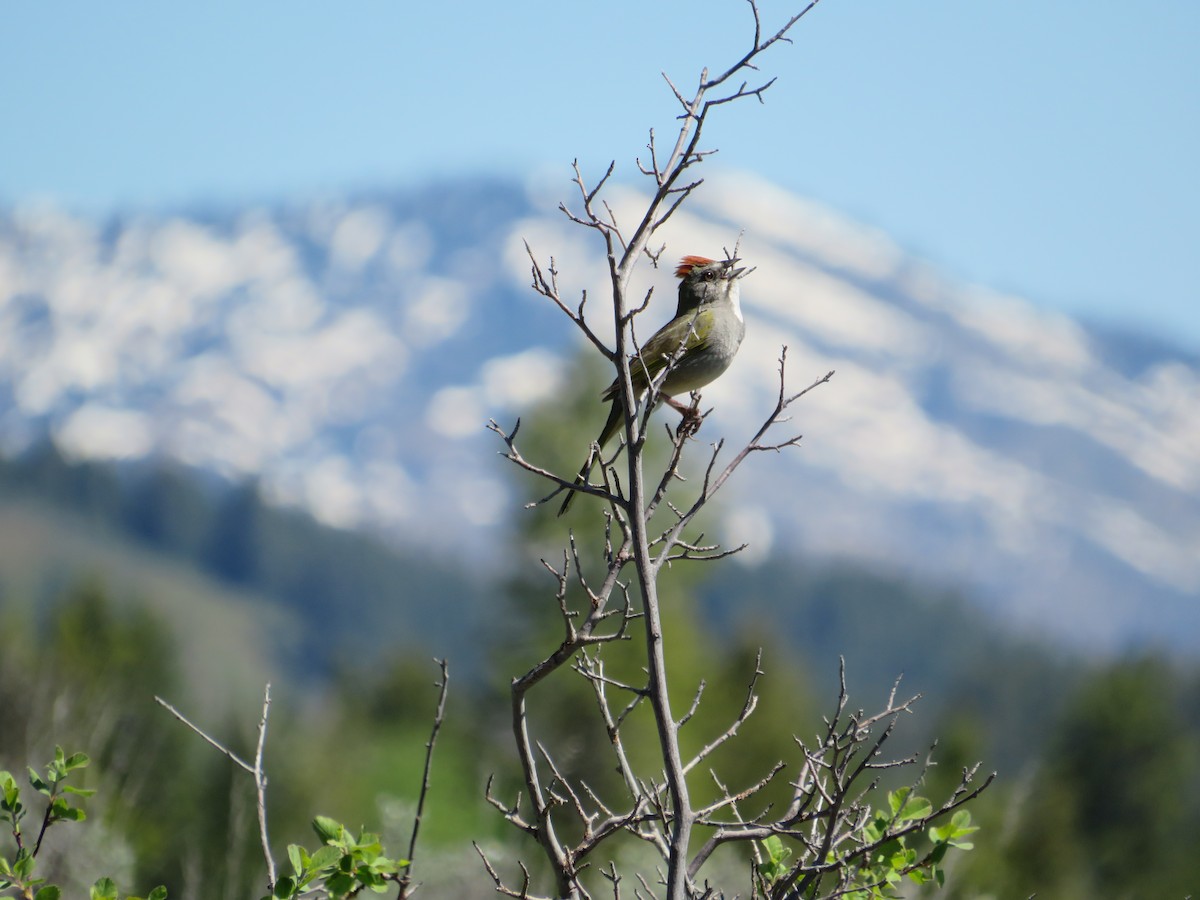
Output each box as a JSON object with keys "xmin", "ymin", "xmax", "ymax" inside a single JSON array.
[{"xmin": 721, "ymin": 257, "xmax": 749, "ymax": 280}]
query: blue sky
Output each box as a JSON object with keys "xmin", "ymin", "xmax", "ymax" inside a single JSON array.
[{"xmin": 3, "ymin": 1, "xmax": 1198, "ymax": 350}]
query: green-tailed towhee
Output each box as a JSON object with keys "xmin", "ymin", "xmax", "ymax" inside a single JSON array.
[{"xmin": 558, "ymin": 255, "xmax": 749, "ymax": 516}]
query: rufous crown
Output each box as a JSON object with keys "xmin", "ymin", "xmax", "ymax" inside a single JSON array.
[{"xmin": 675, "ymin": 255, "xmax": 717, "ymax": 278}]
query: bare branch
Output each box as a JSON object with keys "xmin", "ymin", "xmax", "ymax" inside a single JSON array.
[
  {"xmin": 154, "ymin": 695, "xmax": 255, "ymax": 775},
  {"xmin": 683, "ymin": 651, "xmax": 764, "ymax": 776},
  {"xmin": 156, "ymin": 685, "xmax": 277, "ymax": 891},
  {"xmin": 398, "ymin": 659, "xmax": 450, "ymax": 899},
  {"xmin": 488, "ymin": 418, "xmax": 625, "ymax": 511},
  {"xmin": 253, "ymin": 685, "xmax": 275, "ymax": 889},
  {"xmin": 524, "ymin": 241, "xmax": 611, "ymax": 358},
  {"xmin": 475, "ymin": 841, "xmax": 552, "ymax": 900}
]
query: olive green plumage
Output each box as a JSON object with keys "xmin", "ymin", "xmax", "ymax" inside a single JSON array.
[{"xmin": 558, "ymin": 255, "xmax": 748, "ymax": 516}]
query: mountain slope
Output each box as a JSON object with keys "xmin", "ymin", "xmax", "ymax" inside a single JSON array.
[
  {"xmin": 0, "ymin": 173, "xmax": 1196, "ymax": 653},
  {"xmin": 0, "ymin": 499, "xmax": 294, "ymax": 716},
  {"xmin": 0, "ymin": 447, "xmax": 492, "ymax": 683}
]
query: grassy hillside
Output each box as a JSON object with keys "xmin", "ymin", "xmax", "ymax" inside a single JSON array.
[
  {"xmin": 0, "ymin": 444, "xmax": 493, "ymax": 680},
  {"xmin": 0, "ymin": 499, "xmax": 299, "ymax": 717}
]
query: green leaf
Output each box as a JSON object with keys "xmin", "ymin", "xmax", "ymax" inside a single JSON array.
[
  {"xmin": 13, "ymin": 849, "xmax": 35, "ymax": 879},
  {"xmin": 34, "ymin": 886, "xmax": 62, "ymax": 900},
  {"xmin": 308, "ymin": 845, "xmax": 343, "ymax": 872},
  {"xmin": 371, "ymin": 856, "xmax": 403, "ymax": 875},
  {"xmin": 62, "ymin": 752, "xmax": 90, "ymax": 771},
  {"xmin": 312, "ymin": 816, "xmax": 344, "ymax": 844},
  {"xmin": 932, "ymin": 808, "xmax": 979, "ymax": 848},
  {"xmin": 147, "ymin": 889, "xmax": 169, "ymax": 900},
  {"xmin": 351, "ymin": 830, "xmax": 383, "ymax": 856},
  {"xmin": 90, "ymin": 877, "xmax": 119, "ymax": 900},
  {"xmin": 27, "ymin": 768, "xmax": 49, "ymax": 794},
  {"xmin": 354, "ymin": 868, "xmax": 383, "ymax": 888},
  {"xmin": 906, "ymin": 868, "xmax": 931, "ymax": 884},
  {"xmin": 324, "ymin": 871, "xmax": 355, "ymax": 896},
  {"xmin": 764, "ymin": 835, "xmax": 786, "ymax": 862},
  {"xmin": 287, "ymin": 844, "xmax": 306, "ymax": 875},
  {"xmin": 757, "ymin": 834, "xmax": 792, "ymax": 884},
  {"xmin": 898, "ymin": 796, "xmax": 932, "ymax": 821},
  {"xmin": 272, "ymin": 875, "xmax": 296, "ymax": 898},
  {"xmin": 876, "ymin": 837, "xmax": 903, "ymax": 861},
  {"xmin": 52, "ymin": 804, "xmax": 85, "ymax": 823}
]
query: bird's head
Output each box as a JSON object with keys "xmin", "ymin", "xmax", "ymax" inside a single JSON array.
[{"xmin": 674, "ymin": 255, "xmax": 748, "ymax": 317}]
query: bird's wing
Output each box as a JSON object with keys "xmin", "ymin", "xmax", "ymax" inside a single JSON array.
[{"xmin": 602, "ymin": 308, "xmax": 713, "ymax": 400}]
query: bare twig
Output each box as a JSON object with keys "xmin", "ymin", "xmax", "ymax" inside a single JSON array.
[
  {"xmin": 398, "ymin": 659, "xmax": 450, "ymax": 898},
  {"xmin": 253, "ymin": 685, "xmax": 274, "ymax": 889},
  {"xmin": 156, "ymin": 685, "xmax": 277, "ymax": 891},
  {"xmin": 154, "ymin": 695, "xmax": 255, "ymax": 774},
  {"xmin": 683, "ymin": 651, "xmax": 764, "ymax": 776}
]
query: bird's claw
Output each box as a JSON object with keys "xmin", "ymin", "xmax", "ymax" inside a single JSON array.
[
  {"xmin": 676, "ymin": 413, "xmax": 703, "ymax": 440},
  {"xmin": 665, "ymin": 393, "xmax": 707, "ymax": 440}
]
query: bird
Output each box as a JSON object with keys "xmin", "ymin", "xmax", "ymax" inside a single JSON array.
[{"xmin": 557, "ymin": 255, "xmax": 749, "ymax": 516}]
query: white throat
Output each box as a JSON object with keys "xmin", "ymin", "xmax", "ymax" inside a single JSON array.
[{"xmin": 728, "ymin": 282, "xmax": 744, "ymax": 324}]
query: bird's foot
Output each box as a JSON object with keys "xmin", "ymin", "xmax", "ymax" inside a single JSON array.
[{"xmin": 668, "ymin": 394, "xmax": 707, "ymax": 440}]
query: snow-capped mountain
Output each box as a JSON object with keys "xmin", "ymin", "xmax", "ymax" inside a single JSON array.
[{"xmin": 1, "ymin": 173, "xmax": 1196, "ymax": 653}]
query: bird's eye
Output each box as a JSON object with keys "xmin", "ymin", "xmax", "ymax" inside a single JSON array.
[{"xmin": 703, "ymin": 270, "xmax": 716, "ymax": 281}]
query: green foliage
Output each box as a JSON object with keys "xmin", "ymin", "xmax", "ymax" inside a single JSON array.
[
  {"xmin": 0, "ymin": 576, "xmax": 493, "ymax": 896},
  {"xmin": 757, "ymin": 835, "xmax": 791, "ymax": 886},
  {"xmin": 0, "ymin": 580, "xmax": 251, "ymax": 895},
  {"xmin": 265, "ymin": 816, "xmax": 408, "ymax": 900},
  {"xmin": 0, "ymin": 749, "xmax": 165, "ymax": 900},
  {"xmin": 753, "ymin": 789, "xmax": 979, "ymax": 899},
  {"xmin": 267, "ymin": 655, "xmax": 496, "ymax": 858},
  {"xmin": 844, "ymin": 790, "xmax": 973, "ymax": 897},
  {"xmin": 1025, "ymin": 657, "xmax": 1198, "ymax": 897},
  {"xmin": 699, "ymin": 561, "xmax": 1076, "ymax": 770},
  {"xmin": 45, "ymin": 579, "xmax": 178, "ymax": 700},
  {"xmin": 89, "ymin": 877, "xmax": 167, "ymax": 900},
  {"xmin": 941, "ymin": 655, "xmax": 1200, "ymax": 899}
]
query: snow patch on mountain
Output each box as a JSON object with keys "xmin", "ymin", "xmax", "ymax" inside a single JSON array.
[{"xmin": 1, "ymin": 174, "xmax": 1196, "ymax": 652}]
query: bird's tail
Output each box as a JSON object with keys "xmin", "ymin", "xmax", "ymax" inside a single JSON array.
[
  {"xmin": 557, "ymin": 399, "xmax": 624, "ymax": 517},
  {"xmin": 556, "ymin": 457, "xmax": 595, "ymax": 517}
]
